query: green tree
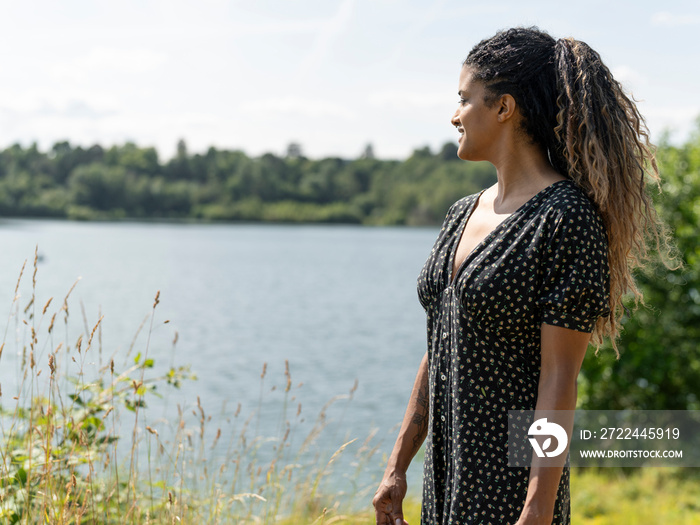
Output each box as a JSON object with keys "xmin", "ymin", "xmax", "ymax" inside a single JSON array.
[
  {"xmin": 163, "ymin": 139, "xmax": 195, "ymax": 181},
  {"xmin": 104, "ymin": 143, "xmax": 160, "ymax": 176},
  {"xmin": 69, "ymin": 163, "xmax": 132, "ymax": 213}
]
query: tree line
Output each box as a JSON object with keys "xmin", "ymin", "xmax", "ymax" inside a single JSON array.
[
  {"xmin": 1, "ymin": 130, "xmax": 699, "ymax": 411},
  {"xmin": 0, "ymin": 139, "xmax": 496, "ymax": 225}
]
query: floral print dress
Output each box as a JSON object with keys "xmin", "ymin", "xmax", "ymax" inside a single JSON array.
[{"xmin": 417, "ymin": 180, "xmax": 610, "ymax": 525}]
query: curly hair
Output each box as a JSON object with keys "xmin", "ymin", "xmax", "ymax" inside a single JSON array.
[{"xmin": 463, "ymin": 27, "xmax": 673, "ymax": 349}]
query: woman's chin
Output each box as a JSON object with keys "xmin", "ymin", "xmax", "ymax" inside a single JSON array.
[{"xmin": 456, "ymin": 149, "xmax": 470, "ymax": 161}]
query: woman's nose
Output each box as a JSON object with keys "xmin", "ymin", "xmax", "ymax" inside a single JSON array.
[{"xmin": 450, "ymin": 110, "xmax": 460, "ymax": 127}]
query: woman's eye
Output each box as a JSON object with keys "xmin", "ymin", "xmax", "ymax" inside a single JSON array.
[{"xmin": 458, "ymin": 98, "xmax": 467, "ymax": 106}]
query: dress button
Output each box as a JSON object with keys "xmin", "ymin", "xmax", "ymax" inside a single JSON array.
[
  {"xmin": 441, "ymin": 374, "xmax": 447, "ymax": 381},
  {"xmin": 442, "ymin": 332, "xmax": 449, "ymax": 339}
]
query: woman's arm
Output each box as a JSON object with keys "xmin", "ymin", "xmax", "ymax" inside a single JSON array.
[
  {"xmin": 373, "ymin": 351, "xmax": 430, "ymax": 525},
  {"xmin": 515, "ymin": 324, "xmax": 592, "ymax": 525}
]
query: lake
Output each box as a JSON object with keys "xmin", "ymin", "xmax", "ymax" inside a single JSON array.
[{"xmin": 0, "ymin": 218, "xmax": 438, "ymax": 499}]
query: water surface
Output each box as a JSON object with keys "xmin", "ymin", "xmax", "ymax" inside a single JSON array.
[{"xmin": 0, "ymin": 219, "xmax": 437, "ymax": 495}]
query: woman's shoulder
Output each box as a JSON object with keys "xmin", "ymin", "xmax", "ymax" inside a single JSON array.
[
  {"xmin": 541, "ymin": 179, "xmax": 603, "ymax": 221},
  {"xmin": 434, "ymin": 191, "xmax": 483, "ymax": 235},
  {"xmin": 539, "ymin": 179, "xmax": 607, "ymax": 241},
  {"xmin": 452, "ymin": 191, "xmax": 482, "ymax": 210},
  {"xmin": 443, "ymin": 191, "xmax": 482, "ymax": 220}
]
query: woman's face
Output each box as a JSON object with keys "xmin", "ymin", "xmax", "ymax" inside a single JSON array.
[{"xmin": 450, "ymin": 66, "xmax": 502, "ymax": 162}]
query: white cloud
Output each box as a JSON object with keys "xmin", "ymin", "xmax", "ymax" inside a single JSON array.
[
  {"xmin": 295, "ymin": 0, "xmax": 355, "ymax": 80},
  {"xmin": 611, "ymin": 65, "xmax": 647, "ymax": 91},
  {"xmin": 49, "ymin": 47, "xmax": 167, "ymax": 82},
  {"xmin": 0, "ymin": 86, "xmax": 123, "ymax": 115},
  {"xmin": 644, "ymin": 105, "xmax": 700, "ymax": 125},
  {"xmin": 368, "ymin": 91, "xmax": 451, "ymax": 111},
  {"xmin": 639, "ymin": 104, "xmax": 700, "ymax": 143},
  {"xmin": 651, "ymin": 12, "xmax": 700, "ymax": 26},
  {"xmin": 240, "ymin": 96, "xmax": 356, "ymax": 120},
  {"xmin": 228, "ymin": 18, "xmax": 326, "ymax": 37},
  {"xmin": 0, "ymin": 106, "xmax": 232, "ymax": 158}
]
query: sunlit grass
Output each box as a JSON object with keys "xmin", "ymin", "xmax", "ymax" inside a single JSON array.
[
  {"xmin": 571, "ymin": 467, "xmax": 700, "ymax": 524},
  {"xmin": 327, "ymin": 468, "xmax": 700, "ymax": 525}
]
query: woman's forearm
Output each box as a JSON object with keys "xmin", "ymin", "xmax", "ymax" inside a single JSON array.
[
  {"xmin": 385, "ymin": 352, "xmax": 430, "ymax": 475},
  {"xmin": 515, "ymin": 324, "xmax": 591, "ymax": 524},
  {"xmin": 518, "ymin": 376, "xmax": 577, "ymax": 523}
]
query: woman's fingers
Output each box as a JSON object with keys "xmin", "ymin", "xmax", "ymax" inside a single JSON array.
[
  {"xmin": 374, "ymin": 508, "xmax": 391, "ymax": 524},
  {"xmin": 373, "ymin": 493, "xmax": 391, "ymax": 524},
  {"xmin": 373, "ymin": 475, "xmax": 408, "ymax": 525}
]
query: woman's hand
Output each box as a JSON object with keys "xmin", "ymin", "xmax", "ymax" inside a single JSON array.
[
  {"xmin": 373, "ymin": 352, "xmax": 428, "ymax": 525},
  {"xmin": 372, "ymin": 470, "xmax": 409, "ymax": 525}
]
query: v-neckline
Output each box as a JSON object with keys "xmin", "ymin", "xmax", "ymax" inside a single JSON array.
[{"xmin": 447, "ymin": 179, "xmax": 569, "ymax": 285}]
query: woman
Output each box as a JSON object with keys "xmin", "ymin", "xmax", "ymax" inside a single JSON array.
[{"xmin": 373, "ymin": 27, "xmax": 667, "ymax": 525}]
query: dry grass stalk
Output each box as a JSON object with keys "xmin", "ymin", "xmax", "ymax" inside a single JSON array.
[{"xmin": 1, "ymin": 253, "xmax": 378, "ymax": 524}]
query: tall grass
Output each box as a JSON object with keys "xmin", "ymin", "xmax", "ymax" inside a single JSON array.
[
  {"xmin": 4, "ymin": 248, "xmax": 696, "ymax": 524},
  {"xmin": 0, "ymin": 248, "xmax": 383, "ymax": 524}
]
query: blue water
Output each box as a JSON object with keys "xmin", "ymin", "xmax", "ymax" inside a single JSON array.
[{"xmin": 0, "ymin": 219, "xmax": 437, "ymax": 500}]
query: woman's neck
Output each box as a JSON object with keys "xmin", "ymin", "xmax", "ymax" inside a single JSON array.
[{"xmin": 488, "ymin": 142, "xmax": 565, "ymax": 213}]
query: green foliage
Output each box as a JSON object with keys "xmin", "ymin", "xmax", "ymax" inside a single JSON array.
[
  {"xmin": 0, "ymin": 252, "xmax": 198, "ymax": 523},
  {"xmin": 0, "ymin": 322, "xmax": 195, "ymax": 522},
  {"xmin": 570, "ymin": 468, "xmax": 700, "ymax": 524},
  {"xmin": 0, "ymin": 140, "xmax": 496, "ymax": 224}
]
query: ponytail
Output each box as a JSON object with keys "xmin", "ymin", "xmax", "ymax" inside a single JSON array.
[
  {"xmin": 552, "ymin": 37, "xmax": 673, "ymax": 349},
  {"xmin": 464, "ymin": 28, "xmax": 676, "ymax": 350}
]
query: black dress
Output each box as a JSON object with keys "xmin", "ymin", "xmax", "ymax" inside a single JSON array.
[{"xmin": 417, "ymin": 180, "xmax": 609, "ymax": 525}]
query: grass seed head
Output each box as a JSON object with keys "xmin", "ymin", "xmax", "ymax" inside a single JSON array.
[
  {"xmin": 32, "ymin": 246, "xmax": 38, "ymax": 287},
  {"xmin": 14, "ymin": 259, "xmax": 27, "ymax": 295},
  {"xmin": 102, "ymin": 406, "xmax": 113, "ymax": 420},
  {"xmin": 285, "ymin": 360, "xmax": 291, "ymax": 392},
  {"xmin": 86, "ymin": 316, "xmax": 104, "ymax": 350},
  {"xmin": 42, "ymin": 297, "xmax": 53, "ymax": 314},
  {"xmin": 24, "ymin": 297, "xmax": 34, "ymax": 314}
]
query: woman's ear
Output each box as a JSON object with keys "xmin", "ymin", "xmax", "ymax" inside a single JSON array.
[{"xmin": 496, "ymin": 94, "xmax": 517, "ymax": 123}]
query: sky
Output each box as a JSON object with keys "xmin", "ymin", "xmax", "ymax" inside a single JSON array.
[{"xmin": 0, "ymin": 0, "xmax": 699, "ymax": 160}]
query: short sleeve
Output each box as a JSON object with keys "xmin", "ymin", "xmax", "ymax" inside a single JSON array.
[{"xmin": 536, "ymin": 202, "xmax": 610, "ymax": 333}]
